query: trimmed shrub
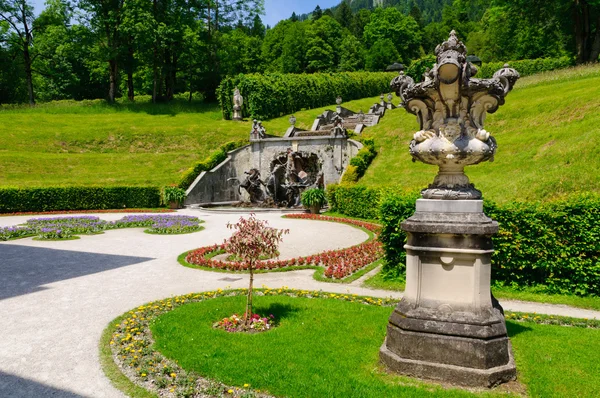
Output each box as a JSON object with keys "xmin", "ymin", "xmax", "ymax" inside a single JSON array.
[
  {"xmin": 328, "ymin": 185, "xmax": 600, "ymax": 296},
  {"xmin": 341, "ymin": 166, "xmax": 360, "ymax": 184},
  {"xmin": 343, "ymin": 139, "xmax": 378, "ymax": 183},
  {"xmin": 217, "ymin": 72, "xmax": 397, "ymax": 120},
  {"xmin": 478, "ymin": 57, "xmax": 574, "ymax": 79},
  {"xmin": 483, "ymin": 195, "xmax": 600, "ymax": 296},
  {"xmin": 326, "ymin": 184, "xmax": 382, "ymax": 220},
  {"xmin": 0, "ymin": 187, "xmax": 161, "ymax": 213},
  {"xmin": 378, "ymin": 191, "xmax": 419, "ymax": 277},
  {"xmin": 178, "ymin": 140, "xmax": 247, "ymax": 189}
]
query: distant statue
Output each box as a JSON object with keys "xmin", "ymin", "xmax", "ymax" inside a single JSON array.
[
  {"xmin": 237, "ymin": 168, "xmax": 266, "ymax": 203},
  {"xmin": 232, "ymin": 87, "xmax": 243, "ymax": 121},
  {"xmin": 257, "ymin": 121, "xmax": 266, "ymax": 138},
  {"xmin": 250, "ymin": 119, "xmax": 260, "ymax": 139},
  {"xmin": 331, "ymin": 114, "xmax": 345, "ymax": 137}
]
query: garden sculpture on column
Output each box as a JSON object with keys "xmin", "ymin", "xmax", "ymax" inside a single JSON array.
[
  {"xmin": 232, "ymin": 87, "xmax": 243, "ymax": 121},
  {"xmin": 380, "ymin": 30, "xmax": 520, "ymax": 388}
]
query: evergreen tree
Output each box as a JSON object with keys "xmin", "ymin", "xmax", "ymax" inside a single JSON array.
[
  {"xmin": 290, "ymin": 12, "xmax": 298, "ymax": 22},
  {"xmin": 312, "ymin": 5, "xmax": 323, "ymax": 20},
  {"xmin": 335, "ymin": 0, "xmax": 354, "ymax": 29},
  {"xmin": 250, "ymin": 14, "xmax": 265, "ymax": 38}
]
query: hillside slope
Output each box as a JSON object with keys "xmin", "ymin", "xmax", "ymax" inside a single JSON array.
[
  {"xmin": 359, "ymin": 64, "xmax": 600, "ymax": 203},
  {"xmin": 0, "ymin": 96, "xmax": 381, "ymax": 188}
]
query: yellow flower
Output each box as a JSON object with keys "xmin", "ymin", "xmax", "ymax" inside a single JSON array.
[
  {"xmin": 243, "ymin": 383, "xmax": 249, "ymax": 387},
  {"xmin": 170, "ymin": 373, "xmax": 177, "ymax": 378},
  {"xmin": 141, "ymin": 373, "xmax": 146, "ymax": 377},
  {"xmin": 228, "ymin": 389, "xmax": 234, "ymax": 394}
]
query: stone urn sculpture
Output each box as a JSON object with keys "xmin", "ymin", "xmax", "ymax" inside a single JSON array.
[
  {"xmin": 380, "ymin": 31, "xmax": 520, "ymax": 387},
  {"xmin": 232, "ymin": 87, "xmax": 243, "ymax": 121},
  {"xmin": 391, "ymin": 30, "xmax": 518, "ymax": 199}
]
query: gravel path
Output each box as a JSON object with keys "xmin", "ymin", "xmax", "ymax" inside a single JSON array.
[{"xmin": 0, "ymin": 209, "xmax": 598, "ymax": 397}]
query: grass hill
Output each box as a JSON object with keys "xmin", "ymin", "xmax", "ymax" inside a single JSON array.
[
  {"xmin": 1, "ymin": 64, "xmax": 598, "ymax": 203},
  {"xmin": 0, "ymin": 96, "xmax": 378, "ymax": 188},
  {"xmin": 359, "ymin": 64, "xmax": 600, "ymax": 203}
]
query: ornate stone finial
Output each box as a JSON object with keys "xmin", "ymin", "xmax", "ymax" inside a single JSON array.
[
  {"xmin": 289, "ymin": 115, "xmax": 296, "ymax": 126},
  {"xmin": 390, "ymin": 31, "xmax": 519, "ymax": 200},
  {"xmin": 336, "ymin": 96, "xmax": 342, "ymax": 105},
  {"xmin": 387, "ymin": 93, "xmax": 393, "ymax": 102}
]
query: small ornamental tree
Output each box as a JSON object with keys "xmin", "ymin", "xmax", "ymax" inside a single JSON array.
[{"xmin": 225, "ymin": 214, "xmax": 288, "ymax": 326}]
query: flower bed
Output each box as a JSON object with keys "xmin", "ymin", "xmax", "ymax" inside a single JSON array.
[
  {"xmin": 0, "ymin": 214, "xmax": 203, "ymax": 241},
  {"xmin": 0, "ymin": 208, "xmax": 174, "ymax": 217},
  {"xmin": 214, "ymin": 313, "xmax": 275, "ymax": 333},
  {"xmin": 185, "ymin": 214, "xmax": 384, "ymax": 279},
  {"xmin": 112, "ymin": 214, "xmax": 203, "ymax": 234},
  {"xmin": 106, "ymin": 288, "xmax": 396, "ymax": 398}
]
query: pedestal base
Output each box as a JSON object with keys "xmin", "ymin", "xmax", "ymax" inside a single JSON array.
[
  {"xmin": 380, "ymin": 339, "xmax": 516, "ymax": 388},
  {"xmin": 380, "ymin": 199, "xmax": 516, "ymax": 387}
]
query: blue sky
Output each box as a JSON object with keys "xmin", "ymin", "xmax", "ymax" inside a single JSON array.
[{"xmin": 30, "ymin": 0, "xmax": 342, "ymax": 27}]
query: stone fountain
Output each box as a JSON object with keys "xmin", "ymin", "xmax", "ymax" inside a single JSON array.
[{"xmin": 379, "ymin": 31, "xmax": 520, "ymax": 387}]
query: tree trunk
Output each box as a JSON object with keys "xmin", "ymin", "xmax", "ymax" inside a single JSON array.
[
  {"xmin": 108, "ymin": 59, "xmax": 118, "ymax": 103},
  {"xmin": 165, "ymin": 49, "xmax": 173, "ymax": 101},
  {"xmin": 574, "ymin": 0, "xmax": 592, "ymax": 63},
  {"xmin": 127, "ymin": 45, "xmax": 135, "ymax": 101},
  {"xmin": 152, "ymin": 0, "xmax": 158, "ymax": 103},
  {"xmin": 21, "ymin": 3, "xmax": 34, "ymax": 105},
  {"xmin": 589, "ymin": 15, "xmax": 600, "ymax": 62},
  {"xmin": 245, "ymin": 262, "xmax": 254, "ymax": 326},
  {"xmin": 23, "ymin": 44, "xmax": 35, "ymax": 106}
]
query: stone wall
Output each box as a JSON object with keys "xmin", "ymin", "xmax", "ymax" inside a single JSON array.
[{"xmin": 185, "ymin": 136, "xmax": 362, "ymax": 205}]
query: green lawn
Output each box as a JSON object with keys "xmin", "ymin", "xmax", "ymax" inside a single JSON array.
[
  {"xmin": 359, "ymin": 63, "xmax": 600, "ymax": 203},
  {"xmin": 151, "ymin": 295, "xmax": 600, "ymax": 398},
  {"xmin": 0, "ymin": 96, "xmax": 381, "ymax": 188}
]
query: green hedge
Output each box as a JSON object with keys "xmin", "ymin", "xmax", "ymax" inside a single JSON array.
[
  {"xmin": 326, "ymin": 184, "xmax": 384, "ymax": 220},
  {"xmin": 178, "ymin": 140, "xmax": 248, "ymax": 189},
  {"xmin": 218, "ymin": 72, "xmax": 397, "ymax": 120},
  {"xmin": 328, "ymin": 185, "xmax": 600, "ymax": 296},
  {"xmin": 343, "ymin": 139, "xmax": 378, "ymax": 183},
  {"xmin": 478, "ymin": 56, "xmax": 574, "ymax": 79},
  {"xmin": 0, "ymin": 187, "xmax": 161, "ymax": 213}
]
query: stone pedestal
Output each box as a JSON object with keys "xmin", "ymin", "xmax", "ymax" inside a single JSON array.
[
  {"xmin": 232, "ymin": 106, "xmax": 243, "ymax": 121},
  {"xmin": 380, "ymin": 199, "xmax": 516, "ymax": 387}
]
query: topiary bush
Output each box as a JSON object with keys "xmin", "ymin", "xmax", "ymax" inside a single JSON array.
[
  {"xmin": 218, "ymin": 72, "xmax": 396, "ymax": 120},
  {"xmin": 0, "ymin": 187, "xmax": 161, "ymax": 213}
]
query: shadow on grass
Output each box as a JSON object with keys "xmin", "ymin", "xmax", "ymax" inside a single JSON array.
[
  {"xmin": 506, "ymin": 321, "xmax": 532, "ymax": 337},
  {"xmin": 253, "ymin": 302, "xmax": 300, "ymax": 325}
]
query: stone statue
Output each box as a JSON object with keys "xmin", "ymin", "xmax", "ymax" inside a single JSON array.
[
  {"xmin": 391, "ymin": 30, "xmax": 519, "ymax": 199},
  {"xmin": 250, "ymin": 119, "xmax": 266, "ymax": 140},
  {"xmin": 237, "ymin": 168, "xmax": 266, "ymax": 203},
  {"xmin": 257, "ymin": 121, "xmax": 266, "ymax": 139},
  {"xmin": 331, "ymin": 114, "xmax": 345, "ymax": 137},
  {"xmin": 232, "ymin": 87, "xmax": 243, "ymax": 121}
]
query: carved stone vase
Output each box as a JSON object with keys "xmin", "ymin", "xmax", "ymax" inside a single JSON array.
[{"xmin": 380, "ymin": 31, "xmax": 520, "ymax": 388}]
